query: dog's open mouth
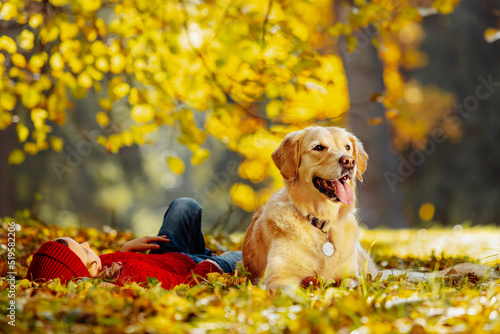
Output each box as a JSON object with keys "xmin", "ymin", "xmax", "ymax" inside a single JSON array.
[{"xmin": 313, "ymin": 175, "xmax": 354, "ymax": 205}]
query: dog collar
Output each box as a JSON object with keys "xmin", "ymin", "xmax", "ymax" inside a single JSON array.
[
  {"xmin": 307, "ymin": 215, "xmax": 329, "ymax": 233},
  {"xmin": 306, "ymin": 215, "xmax": 335, "ymax": 257}
]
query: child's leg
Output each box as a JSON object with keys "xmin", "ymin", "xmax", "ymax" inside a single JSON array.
[
  {"xmin": 149, "ymin": 198, "xmax": 212, "ymax": 256},
  {"xmin": 206, "ymin": 251, "xmax": 242, "ymax": 273}
]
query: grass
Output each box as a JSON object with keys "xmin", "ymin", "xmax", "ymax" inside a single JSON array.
[{"xmin": 1, "ymin": 210, "xmax": 500, "ymax": 333}]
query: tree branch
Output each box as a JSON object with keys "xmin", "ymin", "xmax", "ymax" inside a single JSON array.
[{"xmin": 261, "ymin": 0, "xmax": 274, "ymax": 48}]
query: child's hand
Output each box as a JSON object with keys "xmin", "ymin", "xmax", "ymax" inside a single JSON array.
[{"xmin": 120, "ymin": 236, "xmax": 170, "ymax": 252}]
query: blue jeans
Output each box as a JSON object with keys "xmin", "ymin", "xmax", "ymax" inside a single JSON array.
[{"xmin": 149, "ymin": 198, "xmax": 242, "ymax": 273}]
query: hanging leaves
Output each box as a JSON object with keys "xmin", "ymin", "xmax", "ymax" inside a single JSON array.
[
  {"xmin": 230, "ymin": 183, "xmax": 258, "ymax": 212},
  {"xmin": 8, "ymin": 149, "xmax": 25, "ymax": 165},
  {"xmin": 131, "ymin": 104, "xmax": 155, "ymax": 124},
  {"xmin": 167, "ymin": 156, "xmax": 185, "ymax": 175},
  {"xmin": 0, "ymin": 0, "xmax": 462, "ymax": 210}
]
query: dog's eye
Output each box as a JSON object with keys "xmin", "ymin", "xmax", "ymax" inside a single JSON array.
[
  {"xmin": 345, "ymin": 144, "xmax": 351, "ymax": 151},
  {"xmin": 313, "ymin": 144, "xmax": 326, "ymax": 151}
]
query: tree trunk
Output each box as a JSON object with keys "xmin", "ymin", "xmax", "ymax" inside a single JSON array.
[
  {"xmin": 334, "ymin": 2, "xmax": 409, "ymax": 228},
  {"xmin": 0, "ymin": 125, "xmax": 16, "ymax": 217}
]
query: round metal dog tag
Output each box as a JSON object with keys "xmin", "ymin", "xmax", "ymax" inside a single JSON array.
[{"xmin": 322, "ymin": 242, "xmax": 335, "ymax": 257}]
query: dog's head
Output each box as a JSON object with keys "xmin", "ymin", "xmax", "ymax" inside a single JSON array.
[{"xmin": 272, "ymin": 126, "xmax": 367, "ymax": 205}]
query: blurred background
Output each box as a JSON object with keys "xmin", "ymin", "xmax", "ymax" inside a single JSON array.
[{"xmin": 1, "ymin": 0, "xmax": 499, "ymax": 234}]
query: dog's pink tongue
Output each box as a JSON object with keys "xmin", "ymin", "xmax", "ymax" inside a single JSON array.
[{"xmin": 333, "ymin": 180, "xmax": 354, "ymax": 205}]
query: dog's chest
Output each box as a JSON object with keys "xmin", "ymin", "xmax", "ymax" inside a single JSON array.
[{"xmin": 308, "ymin": 225, "xmax": 359, "ymax": 279}]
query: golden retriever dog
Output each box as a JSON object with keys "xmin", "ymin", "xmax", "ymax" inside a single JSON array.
[
  {"xmin": 242, "ymin": 126, "xmax": 496, "ymax": 289},
  {"xmin": 242, "ymin": 126, "xmax": 378, "ymax": 289}
]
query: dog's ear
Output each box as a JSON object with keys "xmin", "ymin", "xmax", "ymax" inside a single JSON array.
[
  {"xmin": 349, "ymin": 134, "xmax": 368, "ymax": 182},
  {"xmin": 272, "ymin": 131, "xmax": 303, "ymax": 181}
]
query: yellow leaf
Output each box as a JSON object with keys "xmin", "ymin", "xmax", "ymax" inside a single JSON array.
[
  {"xmin": 266, "ymin": 100, "xmax": 283, "ymax": 119},
  {"xmin": 419, "ymin": 203, "xmax": 435, "ymax": 221},
  {"xmin": 29, "ymin": 14, "xmax": 44, "ymax": 28},
  {"xmin": 131, "ymin": 104, "xmax": 154, "ymax": 123},
  {"xmin": 81, "ymin": 0, "xmax": 101, "ymax": 12},
  {"xmin": 230, "ymin": 183, "xmax": 257, "ymax": 212},
  {"xmin": 328, "ymin": 22, "xmax": 352, "ymax": 36},
  {"xmin": 22, "ymin": 88, "xmax": 41, "ymax": 109},
  {"xmin": 113, "ymin": 82, "xmax": 130, "ymax": 99},
  {"xmin": 86, "ymin": 66, "xmax": 103, "ymax": 81},
  {"xmin": 15, "ymin": 82, "xmax": 29, "ymax": 95},
  {"xmin": 95, "ymin": 57, "xmax": 109, "ymax": 72},
  {"xmin": 191, "ymin": 148, "xmax": 210, "ymax": 166},
  {"xmin": 19, "ymin": 30, "xmax": 35, "ymax": 51},
  {"xmin": 83, "ymin": 54, "xmax": 95, "ymax": 65},
  {"xmin": 77, "ymin": 72, "xmax": 93, "ymax": 89},
  {"xmin": 17, "ymin": 123, "xmax": 29, "ymax": 142},
  {"xmin": 40, "ymin": 24, "xmax": 59, "ymax": 44},
  {"xmin": 385, "ymin": 109, "xmax": 400, "ymax": 120},
  {"xmin": 265, "ymin": 82, "xmax": 281, "ymax": 99},
  {"xmin": 122, "ymin": 131, "xmax": 133, "ymax": 146},
  {"xmin": 345, "ymin": 35, "xmax": 357, "ymax": 53},
  {"xmin": 96, "ymin": 111, "xmax": 110, "ymax": 127},
  {"xmin": 17, "ymin": 279, "xmax": 32, "ymax": 289},
  {"xmin": 98, "ymin": 98, "xmax": 113, "ymax": 111},
  {"xmin": 0, "ymin": 111, "xmax": 13, "ymax": 130},
  {"xmin": 94, "ymin": 81, "xmax": 102, "ymax": 92},
  {"xmin": 0, "ymin": 2, "xmax": 18, "ymax": 21},
  {"xmin": 83, "ymin": 27, "xmax": 97, "ymax": 42},
  {"xmin": 31, "ymin": 108, "xmax": 48, "ymax": 128},
  {"xmin": 133, "ymin": 59, "xmax": 146, "ymax": 71},
  {"xmin": 50, "ymin": 53, "xmax": 65, "ymax": 71},
  {"xmin": 1, "ymin": 92, "xmax": 16, "ymax": 111},
  {"xmin": 59, "ymin": 21, "xmax": 79, "ymax": 41},
  {"xmin": 11, "ymin": 53, "xmax": 26, "ymax": 68},
  {"xmin": 433, "ymin": 0, "xmax": 456, "ymax": 14},
  {"xmin": 110, "ymin": 54, "xmax": 126, "ymax": 74},
  {"xmin": 95, "ymin": 18, "xmax": 107, "ymax": 36},
  {"xmin": 167, "ymin": 156, "xmax": 185, "ymax": 175},
  {"xmin": 37, "ymin": 141, "xmax": 49, "ymax": 151},
  {"xmin": 36, "ymin": 74, "xmax": 52, "ymax": 91},
  {"xmin": 9, "ymin": 66, "xmax": 21, "ymax": 78},
  {"xmin": 48, "ymin": 0, "xmax": 71, "ymax": 6},
  {"xmin": 238, "ymin": 159, "xmax": 268, "ymax": 183},
  {"xmin": 402, "ymin": 7, "xmax": 421, "ymax": 21},
  {"xmin": 484, "ymin": 28, "xmax": 500, "ymax": 43},
  {"xmin": 8, "ymin": 149, "xmax": 25, "ymax": 165},
  {"xmin": 69, "ymin": 59, "xmax": 85, "ymax": 74},
  {"xmin": 29, "ymin": 53, "xmax": 47, "ymax": 71},
  {"xmin": 32, "ymin": 129, "xmax": 47, "ymax": 146},
  {"xmin": 0, "ymin": 36, "xmax": 17, "ymax": 54},
  {"xmin": 292, "ymin": 20, "xmax": 308, "ymax": 41},
  {"xmin": 50, "ymin": 137, "xmax": 64, "ymax": 152},
  {"xmin": 128, "ymin": 88, "xmax": 139, "ymax": 105},
  {"xmin": 90, "ymin": 40, "xmax": 107, "ymax": 57}
]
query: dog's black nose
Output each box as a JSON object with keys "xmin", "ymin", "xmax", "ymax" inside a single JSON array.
[{"xmin": 340, "ymin": 155, "xmax": 355, "ymax": 169}]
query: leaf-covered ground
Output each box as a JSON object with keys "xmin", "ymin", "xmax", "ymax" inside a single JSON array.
[{"xmin": 2, "ymin": 211, "xmax": 500, "ymax": 333}]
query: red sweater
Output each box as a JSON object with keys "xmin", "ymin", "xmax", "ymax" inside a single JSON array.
[{"xmin": 99, "ymin": 252, "xmax": 222, "ymax": 289}]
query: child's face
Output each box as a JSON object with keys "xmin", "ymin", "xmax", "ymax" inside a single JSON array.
[{"xmin": 59, "ymin": 237, "xmax": 102, "ymax": 276}]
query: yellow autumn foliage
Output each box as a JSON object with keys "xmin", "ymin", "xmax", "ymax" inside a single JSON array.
[
  {"xmin": 131, "ymin": 104, "xmax": 155, "ymax": 124},
  {"xmin": 0, "ymin": 0, "xmax": 462, "ymax": 211},
  {"xmin": 167, "ymin": 156, "xmax": 185, "ymax": 175},
  {"xmin": 230, "ymin": 183, "xmax": 258, "ymax": 212},
  {"xmin": 8, "ymin": 148, "xmax": 25, "ymax": 164}
]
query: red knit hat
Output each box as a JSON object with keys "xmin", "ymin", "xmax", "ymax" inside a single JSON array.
[{"xmin": 26, "ymin": 241, "xmax": 91, "ymax": 283}]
